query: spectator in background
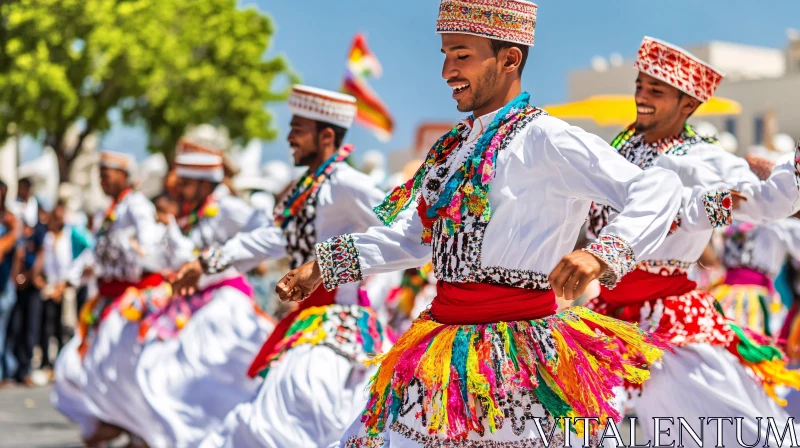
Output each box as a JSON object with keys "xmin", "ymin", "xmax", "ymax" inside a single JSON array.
[
  {"xmin": 13, "ymin": 178, "xmax": 38, "ymax": 230},
  {"xmin": 40, "ymin": 201, "xmax": 93, "ymax": 379},
  {"xmin": 8, "ymin": 200, "xmax": 47, "ymax": 386},
  {"xmin": 0, "ymin": 181, "xmax": 20, "ymax": 386}
]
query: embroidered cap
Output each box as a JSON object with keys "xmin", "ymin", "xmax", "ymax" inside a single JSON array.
[
  {"xmin": 288, "ymin": 85, "xmax": 357, "ymax": 129},
  {"xmin": 99, "ymin": 151, "xmax": 136, "ymax": 177},
  {"xmin": 177, "ymin": 124, "xmax": 239, "ymax": 175},
  {"xmin": 436, "ymin": 0, "xmax": 538, "ymax": 47},
  {"xmin": 175, "ymin": 153, "xmax": 224, "ymax": 183},
  {"xmin": 634, "ymin": 36, "xmax": 724, "ymax": 103}
]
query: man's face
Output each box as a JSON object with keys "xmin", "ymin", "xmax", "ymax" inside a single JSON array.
[
  {"xmin": 17, "ymin": 181, "xmax": 30, "ymax": 201},
  {"xmin": 634, "ymin": 73, "xmax": 691, "ymax": 133},
  {"xmin": 178, "ymin": 177, "xmax": 201, "ymax": 206},
  {"xmin": 287, "ymin": 116, "xmax": 319, "ymax": 167},
  {"xmin": 100, "ymin": 167, "xmax": 127, "ymax": 197},
  {"xmin": 441, "ymin": 34, "xmax": 501, "ymax": 113},
  {"xmin": 52, "ymin": 206, "xmax": 65, "ymax": 228}
]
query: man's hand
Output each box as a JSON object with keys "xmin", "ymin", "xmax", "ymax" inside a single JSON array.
[
  {"xmin": 172, "ymin": 260, "xmax": 203, "ymax": 296},
  {"xmin": 548, "ymin": 250, "xmax": 608, "ymax": 302},
  {"xmin": 2, "ymin": 212, "xmax": 18, "ymax": 233},
  {"xmin": 730, "ymin": 190, "xmax": 747, "ymax": 211},
  {"xmin": 275, "ymin": 261, "xmax": 323, "ymax": 303}
]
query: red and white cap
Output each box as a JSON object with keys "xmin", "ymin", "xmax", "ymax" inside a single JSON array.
[
  {"xmin": 99, "ymin": 150, "xmax": 136, "ymax": 176},
  {"xmin": 634, "ymin": 36, "xmax": 724, "ymax": 103},
  {"xmin": 288, "ymin": 85, "xmax": 357, "ymax": 129},
  {"xmin": 175, "ymin": 153, "xmax": 224, "ymax": 183},
  {"xmin": 436, "ymin": 0, "xmax": 538, "ymax": 47}
]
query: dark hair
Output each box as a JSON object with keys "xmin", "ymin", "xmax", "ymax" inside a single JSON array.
[
  {"xmin": 489, "ymin": 39, "xmax": 529, "ymax": 76},
  {"xmin": 315, "ymin": 121, "xmax": 348, "ymax": 149},
  {"xmin": 18, "ymin": 177, "xmax": 32, "ymax": 188},
  {"xmin": 0, "ymin": 180, "xmax": 6, "ymax": 191},
  {"xmin": 55, "ymin": 199, "xmax": 67, "ymax": 209}
]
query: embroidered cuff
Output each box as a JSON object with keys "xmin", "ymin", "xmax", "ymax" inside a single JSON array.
[
  {"xmin": 794, "ymin": 141, "xmax": 800, "ymax": 190},
  {"xmin": 703, "ymin": 190, "xmax": 733, "ymax": 228},
  {"xmin": 315, "ymin": 234, "xmax": 363, "ymax": 291},
  {"xmin": 583, "ymin": 234, "xmax": 636, "ymax": 289},
  {"xmin": 199, "ymin": 247, "xmax": 228, "ymax": 275}
]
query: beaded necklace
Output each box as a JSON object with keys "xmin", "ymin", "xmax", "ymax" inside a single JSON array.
[
  {"xmin": 374, "ymin": 92, "xmax": 544, "ymax": 243},
  {"xmin": 274, "ymin": 144, "xmax": 354, "ymax": 229},
  {"xmin": 96, "ymin": 188, "xmax": 132, "ymax": 238}
]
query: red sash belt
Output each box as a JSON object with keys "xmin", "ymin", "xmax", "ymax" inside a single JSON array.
[
  {"xmin": 246, "ymin": 287, "xmax": 336, "ymax": 378},
  {"xmin": 599, "ymin": 269, "xmax": 697, "ymax": 306},
  {"xmin": 98, "ymin": 272, "xmax": 164, "ymax": 298},
  {"xmin": 430, "ymin": 281, "xmax": 556, "ymax": 325}
]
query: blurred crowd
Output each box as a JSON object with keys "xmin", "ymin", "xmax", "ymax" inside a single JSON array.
[{"xmin": 0, "ymin": 163, "xmax": 301, "ymax": 388}]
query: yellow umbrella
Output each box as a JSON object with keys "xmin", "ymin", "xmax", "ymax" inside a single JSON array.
[{"xmin": 543, "ymin": 95, "xmax": 741, "ymax": 127}]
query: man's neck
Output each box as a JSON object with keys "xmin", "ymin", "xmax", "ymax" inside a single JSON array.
[
  {"xmin": 473, "ymin": 81, "xmax": 522, "ymax": 119},
  {"xmin": 642, "ymin": 122, "xmax": 686, "ymax": 145},
  {"xmin": 307, "ymin": 148, "xmax": 337, "ymax": 174}
]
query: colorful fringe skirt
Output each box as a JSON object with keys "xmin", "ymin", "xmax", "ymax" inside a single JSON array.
[
  {"xmin": 341, "ymin": 307, "xmax": 670, "ymax": 446},
  {"xmin": 76, "ymin": 275, "xmax": 170, "ymax": 359},
  {"xmin": 258, "ymin": 304, "xmax": 385, "ymax": 378},
  {"xmin": 587, "ymin": 288, "xmax": 800, "ymax": 406},
  {"xmin": 136, "ymin": 275, "xmax": 263, "ymax": 341}
]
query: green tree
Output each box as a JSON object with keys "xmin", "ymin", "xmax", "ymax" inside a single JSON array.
[{"xmin": 0, "ymin": 0, "xmax": 295, "ymax": 181}]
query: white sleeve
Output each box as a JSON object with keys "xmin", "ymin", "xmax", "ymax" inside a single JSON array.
[
  {"xmin": 673, "ymin": 185, "xmax": 732, "ymax": 233},
  {"xmin": 542, "ymin": 125, "xmax": 682, "ymax": 286},
  {"xmin": 212, "ymin": 221, "xmax": 288, "ymax": 274},
  {"xmin": 130, "ymin": 197, "xmax": 164, "ymax": 251},
  {"xmin": 735, "ymin": 156, "xmax": 800, "ymax": 224},
  {"xmin": 656, "ymin": 145, "xmax": 761, "ymax": 190},
  {"xmin": 654, "ymin": 146, "xmax": 764, "ymax": 230},
  {"xmin": 315, "ymin": 207, "xmax": 432, "ymax": 291},
  {"xmin": 775, "ymin": 219, "xmax": 800, "ymax": 261}
]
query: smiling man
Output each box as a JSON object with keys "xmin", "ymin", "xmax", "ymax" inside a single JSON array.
[
  {"xmin": 274, "ymin": 2, "xmax": 687, "ymax": 446},
  {"xmin": 191, "ymin": 85, "xmax": 391, "ymax": 448},
  {"xmin": 585, "ymin": 36, "xmax": 800, "ymax": 446}
]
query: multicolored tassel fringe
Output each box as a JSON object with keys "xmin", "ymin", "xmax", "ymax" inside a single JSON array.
[
  {"xmin": 727, "ymin": 322, "xmax": 800, "ymax": 406},
  {"xmin": 359, "ymin": 307, "xmax": 671, "ymax": 439},
  {"xmin": 258, "ymin": 304, "xmax": 384, "ymax": 378}
]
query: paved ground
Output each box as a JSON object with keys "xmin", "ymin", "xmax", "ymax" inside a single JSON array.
[{"xmin": 0, "ymin": 385, "xmax": 82, "ymax": 448}]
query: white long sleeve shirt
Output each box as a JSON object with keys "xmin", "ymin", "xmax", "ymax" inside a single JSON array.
[
  {"xmin": 316, "ymin": 111, "xmax": 683, "ymax": 291},
  {"xmin": 590, "ymin": 131, "xmax": 763, "ymax": 271},
  {"xmin": 94, "ymin": 191, "xmax": 165, "ymax": 283},
  {"xmin": 165, "ymin": 186, "xmax": 270, "ymax": 289}
]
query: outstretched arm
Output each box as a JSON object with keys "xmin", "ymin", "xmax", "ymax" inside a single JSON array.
[{"xmin": 542, "ymin": 125, "xmax": 682, "ymax": 299}]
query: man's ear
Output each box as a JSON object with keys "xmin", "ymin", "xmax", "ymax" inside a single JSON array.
[{"xmin": 501, "ymin": 46, "xmax": 523, "ymax": 74}]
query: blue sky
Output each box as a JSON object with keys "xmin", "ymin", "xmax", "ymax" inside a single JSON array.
[{"xmin": 51, "ymin": 0, "xmax": 800, "ymax": 165}]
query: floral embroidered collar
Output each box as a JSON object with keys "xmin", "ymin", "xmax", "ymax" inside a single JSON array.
[{"xmin": 374, "ymin": 92, "xmax": 545, "ymax": 244}]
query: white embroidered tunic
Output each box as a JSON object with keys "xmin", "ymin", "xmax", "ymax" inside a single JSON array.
[
  {"xmin": 212, "ymin": 163, "xmax": 387, "ymax": 304},
  {"xmin": 93, "ymin": 191, "xmax": 165, "ymax": 284},
  {"xmin": 317, "ymin": 111, "xmax": 683, "ymax": 291},
  {"xmin": 588, "ymin": 136, "xmax": 761, "ymax": 271}
]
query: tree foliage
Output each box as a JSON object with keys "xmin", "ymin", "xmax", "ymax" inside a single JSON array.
[{"xmin": 0, "ymin": 0, "xmax": 296, "ymax": 181}]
